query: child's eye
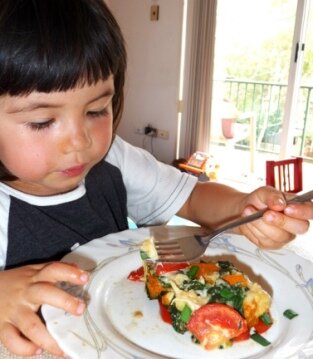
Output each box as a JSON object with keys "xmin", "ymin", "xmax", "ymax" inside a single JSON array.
[
  {"xmin": 87, "ymin": 108, "xmax": 109, "ymax": 118},
  {"xmin": 27, "ymin": 120, "xmax": 54, "ymax": 131}
]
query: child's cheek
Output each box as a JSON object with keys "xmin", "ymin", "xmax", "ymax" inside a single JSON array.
[
  {"xmin": 5, "ymin": 146, "xmax": 51, "ymax": 180},
  {"xmin": 92, "ymin": 121, "xmax": 113, "ymax": 157}
]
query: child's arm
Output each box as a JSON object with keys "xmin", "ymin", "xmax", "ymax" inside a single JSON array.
[
  {"xmin": 0, "ymin": 262, "xmax": 89, "ymax": 356},
  {"xmin": 178, "ymin": 183, "xmax": 313, "ymax": 249}
]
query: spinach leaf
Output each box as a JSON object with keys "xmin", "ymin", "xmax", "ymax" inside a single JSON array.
[{"xmin": 169, "ymin": 304, "xmax": 188, "ymax": 333}]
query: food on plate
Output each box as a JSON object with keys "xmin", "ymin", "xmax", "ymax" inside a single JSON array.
[{"xmin": 128, "ymin": 239, "xmax": 273, "ymax": 350}]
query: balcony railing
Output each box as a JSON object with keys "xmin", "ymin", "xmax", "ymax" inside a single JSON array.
[{"xmin": 222, "ymin": 79, "xmax": 313, "ymax": 160}]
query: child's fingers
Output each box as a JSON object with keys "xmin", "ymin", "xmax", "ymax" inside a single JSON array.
[
  {"xmin": 29, "ymin": 282, "xmax": 86, "ymax": 315},
  {"xmin": 263, "ymin": 209, "xmax": 309, "ymax": 235},
  {"xmin": 248, "ymin": 186, "xmax": 286, "ymax": 211},
  {"xmin": 11, "ymin": 308, "xmax": 65, "ymax": 357},
  {"xmin": 284, "ymin": 202, "xmax": 313, "ymax": 219},
  {"xmin": 32, "ymin": 261, "xmax": 89, "ymax": 285},
  {"xmin": 0, "ymin": 322, "xmax": 45, "ymax": 357},
  {"xmin": 240, "ymin": 206, "xmax": 308, "ymax": 248},
  {"xmin": 1, "ymin": 322, "xmax": 39, "ymax": 356}
]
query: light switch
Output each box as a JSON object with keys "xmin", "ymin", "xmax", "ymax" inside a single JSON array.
[{"xmin": 150, "ymin": 5, "xmax": 159, "ymax": 21}]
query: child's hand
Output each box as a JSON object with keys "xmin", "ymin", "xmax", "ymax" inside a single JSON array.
[
  {"xmin": 0, "ymin": 262, "xmax": 89, "ymax": 357},
  {"xmin": 238, "ymin": 186, "xmax": 313, "ymax": 248}
]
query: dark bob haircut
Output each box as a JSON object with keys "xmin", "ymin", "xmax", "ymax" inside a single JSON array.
[{"xmin": 0, "ymin": 0, "xmax": 127, "ymax": 180}]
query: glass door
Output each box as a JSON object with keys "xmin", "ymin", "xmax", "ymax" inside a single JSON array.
[
  {"xmin": 286, "ymin": 0, "xmax": 313, "ymax": 160},
  {"xmin": 210, "ymin": 0, "xmax": 311, "ymax": 180}
]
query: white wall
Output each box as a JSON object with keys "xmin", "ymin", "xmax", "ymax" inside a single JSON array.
[{"xmin": 107, "ymin": 0, "xmax": 183, "ymax": 164}]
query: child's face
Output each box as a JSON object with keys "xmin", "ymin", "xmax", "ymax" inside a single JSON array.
[{"xmin": 0, "ymin": 77, "xmax": 114, "ymax": 196}]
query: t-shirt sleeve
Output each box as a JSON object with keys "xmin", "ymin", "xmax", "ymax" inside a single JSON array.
[
  {"xmin": 0, "ymin": 190, "xmax": 10, "ymax": 269},
  {"xmin": 105, "ymin": 135, "xmax": 197, "ymax": 225}
]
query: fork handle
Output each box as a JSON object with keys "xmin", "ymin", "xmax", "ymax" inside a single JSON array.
[{"xmin": 203, "ymin": 189, "xmax": 313, "ymax": 241}]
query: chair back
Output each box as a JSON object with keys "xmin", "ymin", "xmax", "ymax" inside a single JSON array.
[{"xmin": 266, "ymin": 157, "xmax": 303, "ymax": 193}]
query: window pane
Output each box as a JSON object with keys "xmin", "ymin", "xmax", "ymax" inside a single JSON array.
[{"xmin": 210, "ymin": 0, "xmax": 297, "ymax": 179}]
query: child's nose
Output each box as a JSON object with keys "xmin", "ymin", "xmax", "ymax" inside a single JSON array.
[{"xmin": 63, "ymin": 123, "xmax": 92, "ymax": 153}]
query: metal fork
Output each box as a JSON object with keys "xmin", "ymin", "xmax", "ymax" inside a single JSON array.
[{"xmin": 153, "ymin": 189, "xmax": 313, "ymax": 263}]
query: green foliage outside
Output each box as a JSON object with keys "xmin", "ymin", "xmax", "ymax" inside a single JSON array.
[{"xmin": 216, "ymin": 0, "xmax": 313, "ymax": 157}]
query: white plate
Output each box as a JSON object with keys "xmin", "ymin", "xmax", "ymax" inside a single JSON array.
[{"xmin": 42, "ymin": 229, "xmax": 313, "ymax": 359}]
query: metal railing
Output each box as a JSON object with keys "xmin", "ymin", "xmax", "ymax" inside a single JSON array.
[{"xmin": 221, "ymin": 79, "xmax": 313, "ymax": 160}]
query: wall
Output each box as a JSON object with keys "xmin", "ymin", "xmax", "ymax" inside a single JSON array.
[{"xmin": 107, "ymin": 0, "xmax": 184, "ymax": 164}]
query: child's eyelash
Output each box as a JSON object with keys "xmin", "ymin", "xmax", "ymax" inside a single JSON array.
[
  {"xmin": 88, "ymin": 108, "xmax": 109, "ymax": 118},
  {"xmin": 27, "ymin": 120, "xmax": 53, "ymax": 131},
  {"xmin": 26, "ymin": 109, "xmax": 108, "ymax": 131}
]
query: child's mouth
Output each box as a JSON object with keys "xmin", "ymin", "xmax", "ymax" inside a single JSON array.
[{"xmin": 62, "ymin": 164, "xmax": 86, "ymax": 177}]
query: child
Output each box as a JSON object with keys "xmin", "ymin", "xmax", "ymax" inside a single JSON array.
[{"xmin": 0, "ymin": 0, "xmax": 312, "ymax": 357}]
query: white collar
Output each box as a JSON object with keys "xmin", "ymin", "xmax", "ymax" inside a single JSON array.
[{"xmin": 0, "ymin": 181, "xmax": 86, "ymax": 206}]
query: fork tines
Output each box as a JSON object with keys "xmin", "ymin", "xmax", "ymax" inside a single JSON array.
[{"xmin": 153, "ymin": 240, "xmax": 186, "ymax": 262}]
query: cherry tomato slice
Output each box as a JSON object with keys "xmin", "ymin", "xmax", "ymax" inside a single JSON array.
[
  {"xmin": 187, "ymin": 303, "xmax": 248, "ymax": 349},
  {"xmin": 127, "ymin": 266, "xmax": 144, "ymax": 281},
  {"xmin": 155, "ymin": 262, "xmax": 189, "ymax": 275}
]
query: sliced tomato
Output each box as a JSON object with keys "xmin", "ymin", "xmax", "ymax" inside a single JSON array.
[
  {"xmin": 187, "ymin": 303, "xmax": 248, "ymax": 349},
  {"xmin": 158, "ymin": 299, "xmax": 172, "ymax": 324},
  {"xmin": 254, "ymin": 317, "xmax": 273, "ymax": 334},
  {"xmin": 233, "ymin": 328, "xmax": 250, "ymax": 342},
  {"xmin": 155, "ymin": 262, "xmax": 189, "ymax": 275},
  {"xmin": 127, "ymin": 266, "xmax": 144, "ymax": 281}
]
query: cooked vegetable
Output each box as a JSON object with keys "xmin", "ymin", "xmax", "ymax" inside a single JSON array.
[
  {"xmin": 208, "ymin": 283, "xmax": 247, "ymax": 313},
  {"xmin": 254, "ymin": 312, "xmax": 273, "ymax": 334},
  {"xmin": 127, "ymin": 266, "xmax": 144, "ymax": 281},
  {"xmin": 155, "ymin": 262, "xmax": 189, "ymax": 275},
  {"xmin": 283, "ymin": 309, "xmax": 298, "ymax": 320},
  {"xmin": 195, "ymin": 262, "xmax": 219, "ymax": 278},
  {"xmin": 250, "ymin": 333, "xmax": 271, "ymax": 346},
  {"xmin": 140, "ymin": 250, "xmax": 150, "ymax": 260},
  {"xmin": 187, "ymin": 303, "xmax": 248, "ymax": 349},
  {"xmin": 158, "ymin": 299, "xmax": 172, "ymax": 324},
  {"xmin": 259, "ymin": 312, "xmax": 273, "ymax": 325},
  {"xmin": 145, "ymin": 274, "xmax": 167, "ymax": 299},
  {"xmin": 135, "ymin": 241, "xmax": 274, "ymax": 351},
  {"xmin": 168, "ymin": 304, "xmax": 188, "ymax": 333},
  {"xmin": 222, "ymin": 274, "xmax": 248, "ymax": 287},
  {"xmin": 181, "ymin": 305, "xmax": 192, "ymax": 323},
  {"xmin": 180, "ymin": 279, "xmax": 207, "ymax": 291},
  {"xmin": 186, "ymin": 265, "xmax": 199, "ymax": 279}
]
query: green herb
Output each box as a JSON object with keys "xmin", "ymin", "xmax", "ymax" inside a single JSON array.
[
  {"xmin": 220, "ymin": 287, "xmax": 234, "ymax": 299},
  {"xmin": 169, "ymin": 305, "xmax": 188, "ymax": 333},
  {"xmin": 218, "ymin": 261, "xmax": 232, "ymax": 270},
  {"xmin": 186, "ymin": 265, "xmax": 199, "ymax": 279},
  {"xmin": 191, "ymin": 334, "xmax": 200, "ymax": 344},
  {"xmin": 208, "ymin": 284, "xmax": 246, "ymax": 313},
  {"xmin": 140, "ymin": 250, "xmax": 149, "ymax": 260},
  {"xmin": 260, "ymin": 312, "xmax": 273, "ymax": 325},
  {"xmin": 283, "ymin": 309, "xmax": 298, "ymax": 320},
  {"xmin": 181, "ymin": 279, "xmax": 207, "ymax": 291},
  {"xmin": 251, "ymin": 333, "xmax": 271, "ymax": 346},
  {"xmin": 158, "ymin": 276, "xmax": 172, "ymax": 288},
  {"xmin": 218, "ymin": 260, "xmax": 234, "ymax": 275},
  {"xmin": 180, "ymin": 305, "xmax": 192, "ymax": 323}
]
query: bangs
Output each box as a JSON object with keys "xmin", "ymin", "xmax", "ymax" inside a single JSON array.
[{"xmin": 0, "ymin": 0, "xmax": 126, "ymax": 95}]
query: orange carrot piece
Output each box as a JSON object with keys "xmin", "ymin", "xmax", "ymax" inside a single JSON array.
[
  {"xmin": 222, "ymin": 274, "xmax": 248, "ymax": 286},
  {"xmin": 196, "ymin": 263, "xmax": 219, "ymax": 278}
]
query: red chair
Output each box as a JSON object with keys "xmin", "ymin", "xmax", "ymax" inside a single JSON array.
[{"xmin": 266, "ymin": 157, "xmax": 303, "ymax": 193}]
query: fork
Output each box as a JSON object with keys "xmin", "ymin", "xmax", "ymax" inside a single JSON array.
[{"xmin": 153, "ymin": 189, "xmax": 313, "ymax": 263}]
